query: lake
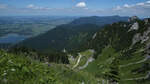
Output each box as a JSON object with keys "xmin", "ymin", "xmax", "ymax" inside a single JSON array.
[{"xmin": 0, "ymin": 33, "xmax": 28, "ymax": 44}]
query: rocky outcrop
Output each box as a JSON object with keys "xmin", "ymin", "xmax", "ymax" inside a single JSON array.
[
  {"xmin": 128, "ymin": 16, "xmax": 139, "ymax": 22},
  {"xmin": 131, "ymin": 17, "xmax": 150, "ymax": 46},
  {"xmin": 128, "ymin": 22, "xmax": 139, "ymax": 32},
  {"xmin": 132, "ymin": 27, "xmax": 150, "ymax": 45},
  {"xmin": 144, "ymin": 18, "xmax": 150, "ymax": 25},
  {"xmin": 92, "ymin": 33, "xmax": 97, "ymax": 39}
]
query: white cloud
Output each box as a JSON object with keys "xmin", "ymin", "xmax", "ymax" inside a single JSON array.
[
  {"xmin": 136, "ymin": 3, "xmax": 144, "ymax": 6},
  {"xmin": 146, "ymin": 0, "xmax": 150, "ymax": 4},
  {"xmin": 27, "ymin": 4, "xmax": 41, "ymax": 9},
  {"xmin": 26, "ymin": 4, "xmax": 50, "ymax": 10},
  {"xmin": 110, "ymin": 1, "xmax": 150, "ymax": 17},
  {"xmin": 27, "ymin": 4, "xmax": 35, "ymax": 8},
  {"xmin": 114, "ymin": 6, "xmax": 122, "ymax": 10},
  {"xmin": 119, "ymin": 1, "xmax": 150, "ymax": 9},
  {"xmin": 123, "ymin": 4, "xmax": 131, "ymax": 8},
  {"xmin": 76, "ymin": 2, "xmax": 86, "ymax": 8}
]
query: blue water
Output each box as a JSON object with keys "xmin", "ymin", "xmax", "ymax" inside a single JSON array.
[{"xmin": 0, "ymin": 33, "xmax": 27, "ymax": 44}]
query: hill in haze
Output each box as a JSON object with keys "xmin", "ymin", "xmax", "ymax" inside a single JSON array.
[{"xmin": 17, "ymin": 15, "xmax": 129, "ymax": 53}]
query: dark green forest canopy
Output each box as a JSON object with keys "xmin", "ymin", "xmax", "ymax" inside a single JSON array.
[{"xmin": 17, "ymin": 16, "xmax": 129, "ymax": 53}]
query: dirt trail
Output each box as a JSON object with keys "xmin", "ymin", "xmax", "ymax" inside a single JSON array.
[
  {"xmin": 72, "ymin": 53, "xmax": 82, "ymax": 69},
  {"xmin": 79, "ymin": 57, "xmax": 94, "ymax": 70}
]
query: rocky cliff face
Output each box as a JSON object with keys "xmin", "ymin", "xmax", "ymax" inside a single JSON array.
[{"xmin": 128, "ymin": 16, "xmax": 139, "ymax": 22}]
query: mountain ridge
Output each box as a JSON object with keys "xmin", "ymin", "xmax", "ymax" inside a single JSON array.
[{"xmin": 17, "ymin": 15, "xmax": 129, "ymax": 53}]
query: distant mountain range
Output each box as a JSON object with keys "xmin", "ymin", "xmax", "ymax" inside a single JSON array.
[
  {"xmin": 70, "ymin": 15, "xmax": 129, "ymax": 26},
  {"xmin": 17, "ymin": 15, "xmax": 129, "ymax": 52}
]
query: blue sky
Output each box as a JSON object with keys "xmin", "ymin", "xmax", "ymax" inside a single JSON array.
[{"xmin": 0, "ymin": 0, "xmax": 150, "ymax": 17}]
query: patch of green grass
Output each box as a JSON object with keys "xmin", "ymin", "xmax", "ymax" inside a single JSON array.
[
  {"xmin": 84, "ymin": 46, "xmax": 120, "ymax": 77},
  {"xmin": 119, "ymin": 63, "xmax": 147, "ymax": 79},
  {"xmin": 119, "ymin": 49, "xmax": 145, "ymax": 65}
]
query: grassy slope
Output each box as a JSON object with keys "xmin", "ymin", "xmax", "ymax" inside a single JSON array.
[
  {"xmin": 0, "ymin": 50, "xmax": 98, "ymax": 84},
  {"xmin": 82, "ymin": 45, "xmax": 150, "ymax": 84}
]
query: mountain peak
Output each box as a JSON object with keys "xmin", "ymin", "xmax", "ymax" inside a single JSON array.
[{"xmin": 128, "ymin": 16, "xmax": 139, "ymax": 22}]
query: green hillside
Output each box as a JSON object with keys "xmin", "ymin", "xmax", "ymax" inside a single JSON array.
[
  {"xmin": 0, "ymin": 50, "xmax": 98, "ymax": 84},
  {"xmin": 0, "ymin": 17, "xmax": 150, "ymax": 84},
  {"xmin": 17, "ymin": 16, "xmax": 129, "ymax": 53},
  {"xmin": 78, "ymin": 17, "xmax": 150, "ymax": 83}
]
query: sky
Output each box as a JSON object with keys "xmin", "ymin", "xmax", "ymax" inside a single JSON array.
[{"xmin": 0, "ymin": 0, "xmax": 150, "ymax": 17}]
